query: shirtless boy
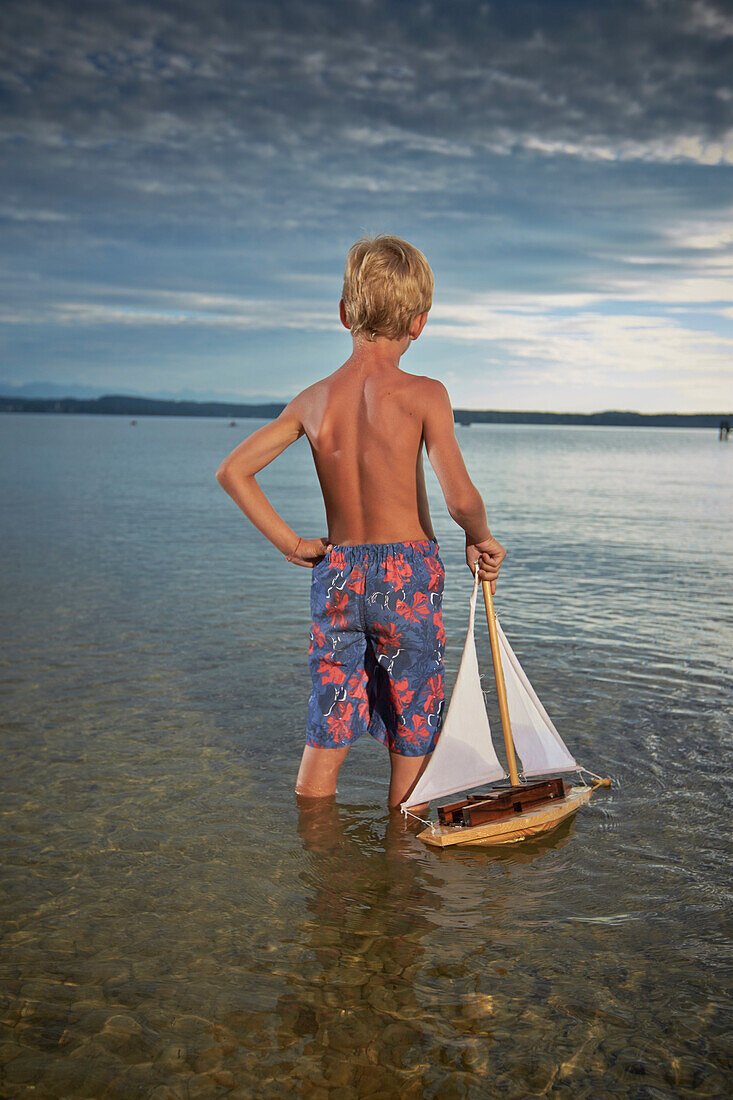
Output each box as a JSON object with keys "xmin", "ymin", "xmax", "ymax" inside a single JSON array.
[{"xmin": 216, "ymin": 235, "xmax": 506, "ymax": 814}]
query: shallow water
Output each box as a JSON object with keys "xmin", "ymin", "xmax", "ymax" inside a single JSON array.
[{"xmin": 1, "ymin": 413, "xmax": 731, "ymax": 1098}]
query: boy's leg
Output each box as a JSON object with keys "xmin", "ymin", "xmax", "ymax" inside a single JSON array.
[
  {"xmin": 301, "ymin": 548, "xmax": 369, "ymax": 799},
  {"xmin": 296, "ymin": 743, "xmax": 350, "ymax": 799},
  {"xmin": 362, "ymin": 540, "xmax": 446, "ymax": 812},
  {"xmin": 388, "ymin": 750, "xmax": 432, "ymax": 813}
]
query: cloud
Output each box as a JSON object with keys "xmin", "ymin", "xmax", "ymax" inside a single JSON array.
[
  {"xmin": 426, "ymin": 223, "xmax": 733, "ymax": 404},
  {"xmin": 0, "ymin": 288, "xmax": 338, "ymax": 332},
  {"xmin": 517, "ymin": 132, "xmax": 733, "ymax": 166},
  {"xmin": 688, "ymin": 0, "xmax": 733, "ymax": 36},
  {"xmin": 662, "ymin": 209, "xmax": 733, "ymax": 250},
  {"xmin": 429, "ymin": 308, "xmax": 731, "ymax": 412},
  {"xmin": 434, "ymin": 298, "xmax": 731, "ymax": 364}
]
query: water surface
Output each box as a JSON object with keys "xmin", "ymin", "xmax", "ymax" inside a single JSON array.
[{"xmin": 1, "ymin": 414, "xmax": 731, "ymax": 1097}]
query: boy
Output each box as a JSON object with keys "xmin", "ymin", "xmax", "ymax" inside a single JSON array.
[{"xmin": 216, "ymin": 235, "xmax": 506, "ymax": 814}]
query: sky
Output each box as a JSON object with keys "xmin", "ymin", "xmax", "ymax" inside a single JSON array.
[{"xmin": 1, "ymin": 0, "xmax": 731, "ymax": 412}]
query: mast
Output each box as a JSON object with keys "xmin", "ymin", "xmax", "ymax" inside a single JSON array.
[{"xmin": 482, "ymin": 580, "xmax": 521, "ymax": 787}]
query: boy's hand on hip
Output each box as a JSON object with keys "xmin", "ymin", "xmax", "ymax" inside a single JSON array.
[
  {"xmin": 466, "ymin": 534, "xmax": 506, "ymax": 594},
  {"xmin": 291, "ymin": 536, "xmax": 332, "ymax": 568}
]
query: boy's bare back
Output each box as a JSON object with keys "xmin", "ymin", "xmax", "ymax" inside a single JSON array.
[
  {"xmin": 294, "ymin": 356, "xmax": 437, "ymax": 546},
  {"xmin": 216, "ymin": 330, "xmax": 502, "ymax": 577}
]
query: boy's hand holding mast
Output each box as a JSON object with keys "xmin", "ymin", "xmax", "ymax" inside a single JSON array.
[{"xmin": 467, "ymin": 532, "xmax": 506, "ymax": 595}]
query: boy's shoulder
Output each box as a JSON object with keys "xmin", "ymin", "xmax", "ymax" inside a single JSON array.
[
  {"xmin": 409, "ymin": 372, "xmax": 449, "ymax": 397},
  {"xmin": 395, "ymin": 371, "xmax": 452, "ymax": 412}
]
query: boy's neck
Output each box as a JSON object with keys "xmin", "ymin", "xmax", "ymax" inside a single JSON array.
[{"xmin": 347, "ymin": 333, "xmax": 411, "ymax": 371}]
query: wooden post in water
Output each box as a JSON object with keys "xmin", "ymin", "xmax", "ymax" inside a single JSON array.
[{"xmin": 482, "ymin": 580, "xmax": 521, "ymax": 787}]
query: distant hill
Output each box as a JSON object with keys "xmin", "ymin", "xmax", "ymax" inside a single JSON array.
[
  {"xmin": 0, "ymin": 392, "xmax": 729, "ymax": 428},
  {"xmin": 0, "ymin": 380, "xmax": 283, "ymax": 403},
  {"xmin": 0, "ymin": 380, "xmax": 111, "ymax": 400},
  {"xmin": 0, "ymin": 394, "xmax": 286, "ymax": 419},
  {"xmin": 451, "ymin": 409, "xmax": 731, "ymax": 428}
]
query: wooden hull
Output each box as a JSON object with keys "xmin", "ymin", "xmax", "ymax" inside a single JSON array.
[{"xmin": 416, "ymin": 784, "xmax": 594, "ymax": 848}]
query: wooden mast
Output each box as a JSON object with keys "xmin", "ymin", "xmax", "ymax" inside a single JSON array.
[{"xmin": 482, "ymin": 579, "xmax": 521, "ymax": 787}]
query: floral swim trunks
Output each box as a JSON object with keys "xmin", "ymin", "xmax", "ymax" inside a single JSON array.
[{"xmin": 307, "ymin": 539, "xmax": 446, "ymax": 756}]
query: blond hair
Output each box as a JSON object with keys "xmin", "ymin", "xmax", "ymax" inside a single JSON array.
[{"xmin": 341, "ymin": 234, "xmax": 434, "ymax": 341}]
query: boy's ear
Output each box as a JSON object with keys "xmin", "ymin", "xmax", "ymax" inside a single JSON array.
[
  {"xmin": 410, "ymin": 311, "xmax": 429, "ymax": 341},
  {"xmin": 338, "ymin": 299, "xmax": 351, "ymax": 330}
]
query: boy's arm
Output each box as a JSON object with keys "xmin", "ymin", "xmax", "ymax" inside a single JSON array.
[
  {"xmin": 422, "ymin": 378, "xmax": 506, "ymax": 587},
  {"xmin": 215, "ymin": 396, "xmax": 329, "ymax": 567}
]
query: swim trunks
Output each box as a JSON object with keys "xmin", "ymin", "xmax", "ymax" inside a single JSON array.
[{"xmin": 307, "ymin": 539, "xmax": 446, "ymax": 756}]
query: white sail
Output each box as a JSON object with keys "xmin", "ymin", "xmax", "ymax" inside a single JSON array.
[
  {"xmin": 495, "ymin": 620, "xmax": 577, "ymax": 776},
  {"xmin": 401, "ymin": 570, "xmax": 506, "ymax": 810}
]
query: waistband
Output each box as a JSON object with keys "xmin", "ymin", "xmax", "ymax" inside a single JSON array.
[{"xmin": 327, "ymin": 538, "xmax": 439, "ymax": 563}]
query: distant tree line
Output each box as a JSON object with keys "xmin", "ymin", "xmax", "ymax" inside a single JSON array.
[
  {"xmin": 0, "ymin": 393, "xmax": 728, "ymax": 428},
  {"xmin": 451, "ymin": 409, "xmax": 729, "ymax": 427}
]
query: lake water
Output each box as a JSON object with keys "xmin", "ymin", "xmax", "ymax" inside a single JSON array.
[{"xmin": 1, "ymin": 413, "xmax": 731, "ymax": 1098}]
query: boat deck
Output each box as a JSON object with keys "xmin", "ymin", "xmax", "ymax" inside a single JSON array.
[{"xmin": 417, "ymin": 784, "xmax": 594, "ymax": 847}]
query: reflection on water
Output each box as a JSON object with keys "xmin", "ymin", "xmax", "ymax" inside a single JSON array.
[{"xmin": 0, "ymin": 415, "xmax": 731, "ymax": 1097}]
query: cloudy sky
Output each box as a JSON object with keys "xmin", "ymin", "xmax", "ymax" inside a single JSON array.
[{"xmin": 1, "ymin": 0, "xmax": 731, "ymax": 411}]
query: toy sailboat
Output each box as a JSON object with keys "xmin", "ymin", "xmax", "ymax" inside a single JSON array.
[{"xmin": 402, "ymin": 567, "xmax": 611, "ymax": 847}]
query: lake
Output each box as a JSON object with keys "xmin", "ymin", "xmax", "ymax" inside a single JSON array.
[{"xmin": 1, "ymin": 413, "xmax": 731, "ymax": 1098}]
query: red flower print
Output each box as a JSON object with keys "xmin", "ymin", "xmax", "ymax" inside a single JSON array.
[
  {"xmin": 424, "ymin": 555, "xmax": 444, "ymax": 592},
  {"xmin": 330, "ymin": 550, "xmax": 347, "ymax": 571},
  {"xmin": 434, "ymin": 611, "xmax": 445, "ymax": 647},
  {"xmin": 310, "ymin": 623, "xmax": 326, "ymax": 652},
  {"xmin": 347, "ymin": 672, "xmax": 370, "ymax": 724},
  {"xmin": 326, "ymin": 700, "xmax": 354, "ymax": 743},
  {"xmin": 317, "ymin": 656, "xmax": 348, "ymax": 687},
  {"xmin": 383, "ymin": 554, "xmax": 412, "ymax": 588},
  {"xmin": 347, "ymin": 565, "xmax": 366, "ymax": 595},
  {"xmin": 396, "ymin": 712, "xmax": 430, "ymax": 748},
  {"xmin": 422, "ymin": 674, "xmax": 443, "ymax": 713},
  {"xmin": 410, "ymin": 712, "xmax": 430, "ymax": 739},
  {"xmin": 390, "ymin": 677, "xmax": 415, "ymax": 714},
  {"xmin": 372, "ymin": 621, "xmax": 403, "ymax": 652},
  {"xmin": 410, "ymin": 590, "xmax": 431, "ymax": 619},
  {"xmin": 325, "ymin": 589, "xmax": 349, "ymax": 628},
  {"xmin": 395, "ymin": 598, "xmax": 419, "ymax": 625}
]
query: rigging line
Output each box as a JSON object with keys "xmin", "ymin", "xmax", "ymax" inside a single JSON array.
[
  {"xmin": 577, "ymin": 764, "xmax": 605, "ymax": 783},
  {"xmin": 577, "ymin": 765, "xmax": 613, "ymax": 790},
  {"xmin": 401, "ymin": 806, "xmax": 435, "ymax": 828}
]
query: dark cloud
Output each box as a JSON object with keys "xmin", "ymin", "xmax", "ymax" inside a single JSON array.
[{"xmin": 2, "ymin": 0, "xmax": 726, "ymax": 152}]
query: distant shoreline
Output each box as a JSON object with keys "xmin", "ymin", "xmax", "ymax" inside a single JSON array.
[{"xmin": 0, "ymin": 393, "xmax": 729, "ymax": 429}]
